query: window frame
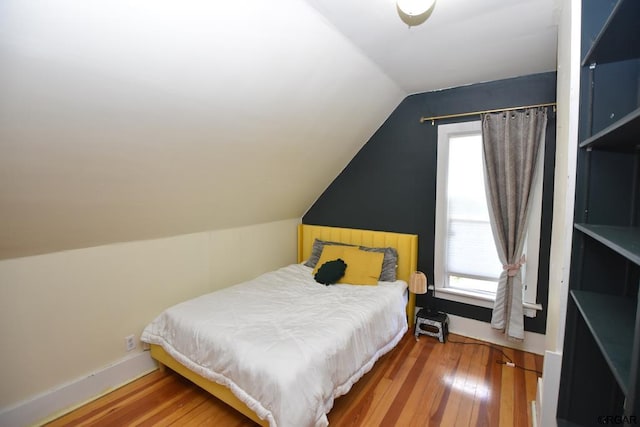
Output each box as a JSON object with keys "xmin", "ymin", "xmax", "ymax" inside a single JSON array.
[{"xmin": 434, "ymin": 121, "xmax": 543, "ymax": 317}]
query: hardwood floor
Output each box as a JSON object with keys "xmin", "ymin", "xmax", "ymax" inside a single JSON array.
[{"xmin": 46, "ymin": 333, "xmax": 542, "ymax": 426}]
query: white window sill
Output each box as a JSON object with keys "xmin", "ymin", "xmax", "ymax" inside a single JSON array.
[{"xmin": 433, "ymin": 286, "xmax": 543, "ymax": 318}]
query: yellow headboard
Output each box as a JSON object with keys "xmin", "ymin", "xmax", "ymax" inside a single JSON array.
[{"xmin": 297, "ymin": 224, "xmax": 419, "ymax": 326}]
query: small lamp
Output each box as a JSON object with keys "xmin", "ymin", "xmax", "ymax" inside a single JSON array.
[
  {"xmin": 407, "ymin": 271, "xmax": 427, "ymax": 328},
  {"xmin": 409, "ymin": 271, "xmax": 427, "ymax": 295}
]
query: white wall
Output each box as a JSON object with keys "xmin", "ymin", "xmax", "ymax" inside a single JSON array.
[
  {"xmin": 0, "ymin": 218, "xmax": 299, "ymax": 417},
  {"xmin": 536, "ymin": 0, "xmax": 581, "ymax": 425}
]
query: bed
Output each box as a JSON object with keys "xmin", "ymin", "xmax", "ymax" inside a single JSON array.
[{"xmin": 141, "ymin": 224, "xmax": 418, "ymax": 427}]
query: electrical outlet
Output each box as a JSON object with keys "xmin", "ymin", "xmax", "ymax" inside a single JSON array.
[{"xmin": 125, "ymin": 334, "xmax": 136, "ymax": 352}]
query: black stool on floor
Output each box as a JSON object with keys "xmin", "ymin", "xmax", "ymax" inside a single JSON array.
[{"xmin": 414, "ymin": 309, "xmax": 449, "ymax": 343}]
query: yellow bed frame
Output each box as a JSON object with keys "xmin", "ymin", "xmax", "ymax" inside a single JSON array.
[{"xmin": 149, "ymin": 224, "xmax": 418, "ymax": 426}]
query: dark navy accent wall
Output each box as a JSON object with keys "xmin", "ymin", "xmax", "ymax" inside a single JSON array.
[{"xmin": 303, "ymin": 72, "xmax": 557, "ymax": 334}]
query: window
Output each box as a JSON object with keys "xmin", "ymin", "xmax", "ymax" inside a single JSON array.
[{"xmin": 434, "ymin": 121, "xmax": 543, "ymax": 317}]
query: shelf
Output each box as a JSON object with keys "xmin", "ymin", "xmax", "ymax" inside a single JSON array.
[
  {"xmin": 571, "ymin": 290, "xmax": 636, "ymax": 394},
  {"xmin": 560, "ymin": 0, "xmax": 640, "ymax": 422},
  {"xmin": 582, "ymin": 0, "xmax": 640, "ymax": 66},
  {"xmin": 557, "ymin": 419, "xmax": 583, "ymax": 427},
  {"xmin": 579, "ymin": 108, "xmax": 640, "ymax": 150},
  {"xmin": 575, "ymin": 224, "xmax": 640, "ymax": 265}
]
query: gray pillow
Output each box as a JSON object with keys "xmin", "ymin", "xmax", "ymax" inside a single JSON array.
[
  {"xmin": 359, "ymin": 245, "xmax": 398, "ymax": 282},
  {"xmin": 304, "ymin": 239, "xmax": 354, "ymax": 268}
]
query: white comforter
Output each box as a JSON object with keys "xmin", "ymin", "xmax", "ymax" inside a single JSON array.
[{"xmin": 141, "ymin": 263, "xmax": 408, "ymax": 427}]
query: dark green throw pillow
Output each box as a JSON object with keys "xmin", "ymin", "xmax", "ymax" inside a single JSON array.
[{"xmin": 314, "ymin": 259, "xmax": 347, "ymax": 285}]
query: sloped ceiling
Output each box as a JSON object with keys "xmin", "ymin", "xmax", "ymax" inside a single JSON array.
[
  {"xmin": 0, "ymin": 0, "xmax": 405, "ymax": 260},
  {"xmin": 0, "ymin": 0, "xmax": 559, "ymax": 260},
  {"xmin": 306, "ymin": 0, "xmax": 559, "ymax": 94}
]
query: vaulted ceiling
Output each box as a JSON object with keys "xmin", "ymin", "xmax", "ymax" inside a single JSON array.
[
  {"xmin": 0, "ymin": 0, "xmax": 559, "ymax": 260},
  {"xmin": 306, "ymin": 0, "xmax": 559, "ymax": 93}
]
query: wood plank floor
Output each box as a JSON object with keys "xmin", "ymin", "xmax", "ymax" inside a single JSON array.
[{"xmin": 46, "ymin": 333, "xmax": 542, "ymax": 426}]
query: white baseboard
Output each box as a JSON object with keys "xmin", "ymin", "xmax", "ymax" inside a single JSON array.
[
  {"xmin": 535, "ymin": 377, "xmax": 543, "ymax": 426},
  {"xmin": 538, "ymin": 350, "xmax": 562, "ymax": 427},
  {"xmin": 441, "ymin": 313, "xmax": 546, "ymax": 355},
  {"xmin": 0, "ymin": 351, "xmax": 157, "ymax": 427}
]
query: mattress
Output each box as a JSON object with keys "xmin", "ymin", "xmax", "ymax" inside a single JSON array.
[{"xmin": 140, "ymin": 263, "xmax": 408, "ymax": 427}]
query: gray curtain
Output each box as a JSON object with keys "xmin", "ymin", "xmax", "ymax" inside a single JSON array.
[{"xmin": 481, "ymin": 107, "xmax": 547, "ymax": 341}]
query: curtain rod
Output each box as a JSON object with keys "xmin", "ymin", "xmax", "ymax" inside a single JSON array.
[{"xmin": 419, "ymin": 102, "xmax": 557, "ymax": 125}]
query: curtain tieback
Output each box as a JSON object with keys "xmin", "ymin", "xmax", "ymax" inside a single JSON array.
[{"xmin": 503, "ymin": 255, "xmax": 526, "ymax": 277}]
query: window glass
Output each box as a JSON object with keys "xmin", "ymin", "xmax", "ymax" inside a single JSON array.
[{"xmin": 445, "ymin": 133, "xmax": 501, "ymax": 294}]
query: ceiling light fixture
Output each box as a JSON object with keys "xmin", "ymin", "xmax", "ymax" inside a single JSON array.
[
  {"xmin": 396, "ymin": 0, "xmax": 435, "ymax": 27},
  {"xmin": 396, "ymin": 0, "xmax": 436, "ymax": 17}
]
